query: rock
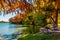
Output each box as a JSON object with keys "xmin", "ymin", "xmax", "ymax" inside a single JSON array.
[{"xmin": 40, "ymin": 28, "xmax": 48, "ymax": 34}]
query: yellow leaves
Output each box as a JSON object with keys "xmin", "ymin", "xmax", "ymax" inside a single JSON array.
[
  {"xmin": 5, "ymin": 0, "xmax": 8, "ymax": 2},
  {"xmin": 52, "ymin": 2, "xmax": 55, "ymax": 6},
  {"xmin": 0, "ymin": 4, "xmax": 2, "ymax": 8},
  {"xmin": 42, "ymin": 11, "xmax": 46, "ymax": 14},
  {"xmin": 40, "ymin": 0, "xmax": 45, "ymax": 8},
  {"xmin": 0, "ymin": 4, "xmax": 2, "ymax": 11},
  {"xmin": 12, "ymin": 2, "xmax": 19, "ymax": 8},
  {"xmin": 6, "ymin": 5, "xmax": 10, "ymax": 9},
  {"xmin": 33, "ymin": 4, "xmax": 37, "ymax": 8},
  {"xmin": 45, "ymin": 0, "xmax": 49, "ymax": 3},
  {"xmin": 46, "ymin": 18, "xmax": 50, "ymax": 23},
  {"xmin": 1, "ymin": 1, "xmax": 5, "ymax": 7}
]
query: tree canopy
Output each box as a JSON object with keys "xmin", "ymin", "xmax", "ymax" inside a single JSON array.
[{"xmin": 0, "ymin": 0, "xmax": 33, "ymax": 14}]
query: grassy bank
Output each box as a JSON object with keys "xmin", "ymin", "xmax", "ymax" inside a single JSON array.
[{"xmin": 17, "ymin": 33, "xmax": 55, "ymax": 40}]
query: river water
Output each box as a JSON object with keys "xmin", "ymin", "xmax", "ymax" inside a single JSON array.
[{"xmin": 0, "ymin": 23, "xmax": 23, "ymax": 40}]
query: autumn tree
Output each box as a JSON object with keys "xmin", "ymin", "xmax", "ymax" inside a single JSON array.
[{"xmin": 0, "ymin": 0, "xmax": 59, "ymax": 31}]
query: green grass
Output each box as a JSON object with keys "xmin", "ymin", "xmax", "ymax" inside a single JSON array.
[{"xmin": 17, "ymin": 33, "xmax": 55, "ymax": 40}]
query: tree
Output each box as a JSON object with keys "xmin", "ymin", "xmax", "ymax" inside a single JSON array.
[
  {"xmin": 0, "ymin": 0, "xmax": 59, "ymax": 32},
  {"xmin": 0, "ymin": 0, "xmax": 33, "ymax": 14}
]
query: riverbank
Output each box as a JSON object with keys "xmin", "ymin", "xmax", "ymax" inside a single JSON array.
[
  {"xmin": 17, "ymin": 32, "xmax": 60, "ymax": 40},
  {"xmin": 0, "ymin": 21, "xmax": 9, "ymax": 23},
  {"xmin": 17, "ymin": 33, "xmax": 55, "ymax": 40},
  {"xmin": 0, "ymin": 23, "xmax": 24, "ymax": 40}
]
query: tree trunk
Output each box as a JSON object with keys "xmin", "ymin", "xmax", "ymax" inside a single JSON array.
[
  {"xmin": 53, "ymin": 9, "xmax": 58, "ymax": 30},
  {"xmin": 55, "ymin": 9, "xmax": 58, "ymax": 27}
]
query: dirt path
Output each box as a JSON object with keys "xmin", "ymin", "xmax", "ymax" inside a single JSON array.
[
  {"xmin": 52, "ymin": 31, "xmax": 60, "ymax": 40},
  {"xmin": 56, "ymin": 35, "xmax": 60, "ymax": 40}
]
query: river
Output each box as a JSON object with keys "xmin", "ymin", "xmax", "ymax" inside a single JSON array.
[{"xmin": 0, "ymin": 23, "xmax": 23, "ymax": 40}]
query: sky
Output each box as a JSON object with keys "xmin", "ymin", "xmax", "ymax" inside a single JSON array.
[
  {"xmin": 0, "ymin": 12, "xmax": 16, "ymax": 22},
  {"xmin": 0, "ymin": 0, "xmax": 34, "ymax": 22}
]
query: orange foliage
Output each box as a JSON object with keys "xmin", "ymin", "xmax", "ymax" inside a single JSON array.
[
  {"xmin": 16, "ymin": 13, "xmax": 25, "ymax": 19},
  {"xmin": 0, "ymin": 0, "xmax": 33, "ymax": 22},
  {"xmin": 0, "ymin": 0, "xmax": 33, "ymax": 14}
]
